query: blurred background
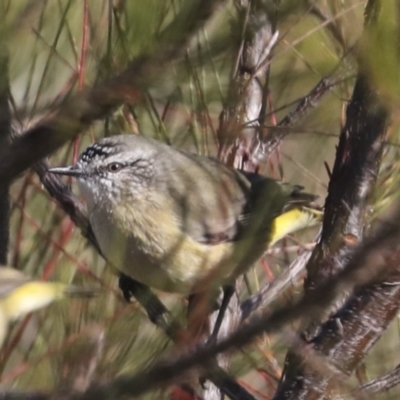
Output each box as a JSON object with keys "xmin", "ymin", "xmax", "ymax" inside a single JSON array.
[{"xmin": 1, "ymin": 0, "xmax": 400, "ymax": 398}]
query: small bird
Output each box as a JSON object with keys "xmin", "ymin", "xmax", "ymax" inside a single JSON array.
[
  {"xmin": 0, "ymin": 266, "xmax": 97, "ymax": 348},
  {"xmin": 49, "ymin": 134, "xmax": 322, "ymax": 296}
]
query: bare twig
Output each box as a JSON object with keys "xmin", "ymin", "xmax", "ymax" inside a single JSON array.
[
  {"xmin": 360, "ymin": 363, "xmax": 400, "ymax": 394},
  {"xmin": 217, "ymin": 0, "xmax": 274, "ymax": 171},
  {"xmin": 240, "ymin": 243, "xmax": 315, "ymax": 321},
  {"xmin": 252, "ymin": 74, "xmax": 347, "ymax": 161}
]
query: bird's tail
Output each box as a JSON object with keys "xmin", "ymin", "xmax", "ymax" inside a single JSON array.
[
  {"xmin": 288, "ymin": 185, "xmax": 319, "ymax": 206},
  {"xmin": 270, "ymin": 206, "xmax": 323, "ymax": 246}
]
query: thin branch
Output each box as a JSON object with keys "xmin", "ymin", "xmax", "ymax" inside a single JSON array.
[
  {"xmin": 360, "ymin": 363, "xmax": 400, "ymax": 394},
  {"xmin": 252, "ymin": 72, "xmax": 350, "ymax": 161},
  {"xmin": 309, "ymin": 3, "xmax": 347, "ymax": 49},
  {"xmin": 217, "ymin": 0, "xmax": 274, "ymax": 171},
  {"xmin": 240, "ymin": 243, "xmax": 315, "ymax": 321},
  {"xmin": 199, "ymin": 1, "xmax": 275, "ymax": 398}
]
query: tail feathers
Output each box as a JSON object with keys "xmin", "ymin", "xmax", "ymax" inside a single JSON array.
[
  {"xmin": 288, "ymin": 185, "xmax": 319, "ymax": 206},
  {"xmin": 270, "ymin": 206, "xmax": 323, "ymax": 246}
]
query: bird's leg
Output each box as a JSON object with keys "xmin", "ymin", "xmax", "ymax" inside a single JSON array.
[
  {"xmin": 208, "ymin": 284, "xmax": 235, "ymax": 344},
  {"xmin": 118, "ymin": 273, "xmax": 137, "ymax": 302},
  {"xmin": 118, "ymin": 273, "xmax": 177, "ymax": 336},
  {"xmin": 118, "ymin": 273, "xmax": 165, "ymax": 325}
]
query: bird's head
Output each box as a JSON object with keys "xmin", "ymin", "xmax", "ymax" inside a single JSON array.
[{"xmin": 49, "ymin": 135, "xmax": 160, "ymax": 207}]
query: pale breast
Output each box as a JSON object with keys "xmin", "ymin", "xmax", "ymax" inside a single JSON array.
[{"xmin": 89, "ymin": 199, "xmax": 233, "ymax": 293}]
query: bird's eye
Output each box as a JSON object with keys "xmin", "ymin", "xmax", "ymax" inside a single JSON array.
[{"xmin": 107, "ymin": 162, "xmax": 123, "ymax": 173}]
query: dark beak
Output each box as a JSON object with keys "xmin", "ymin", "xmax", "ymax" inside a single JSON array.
[{"xmin": 48, "ymin": 165, "xmax": 85, "ymax": 177}]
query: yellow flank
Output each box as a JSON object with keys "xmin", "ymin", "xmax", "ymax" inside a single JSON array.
[
  {"xmin": 270, "ymin": 207, "xmax": 323, "ymax": 246},
  {"xmin": 1, "ymin": 282, "xmax": 67, "ymax": 321},
  {"xmin": 99, "ymin": 196, "xmax": 234, "ymax": 293}
]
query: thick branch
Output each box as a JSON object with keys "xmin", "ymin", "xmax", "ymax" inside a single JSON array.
[
  {"xmin": 305, "ymin": 73, "xmax": 387, "ymax": 292},
  {"xmin": 274, "ymin": 1, "xmax": 390, "ymax": 398},
  {"xmin": 275, "ymin": 249, "xmax": 400, "ymax": 399},
  {"xmin": 218, "ymin": 0, "xmax": 274, "ymax": 171},
  {"xmin": 305, "ymin": 0, "xmax": 387, "ymax": 301}
]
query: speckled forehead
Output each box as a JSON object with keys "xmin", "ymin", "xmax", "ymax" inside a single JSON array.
[{"xmin": 79, "ymin": 142, "xmax": 117, "ymax": 163}]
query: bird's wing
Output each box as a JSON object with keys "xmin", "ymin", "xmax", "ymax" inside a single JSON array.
[
  {"xmin": 166, "ymin": 152, "xmax": 311, "ymax": 245},
  {"xmin": 164, "ymin": 152, "xmax": 250, "ymax": 244}
]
